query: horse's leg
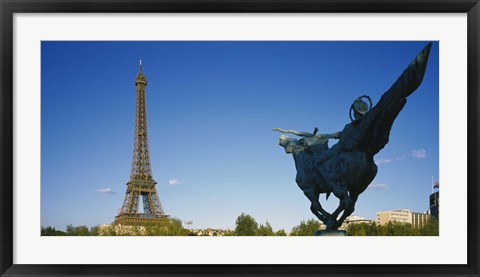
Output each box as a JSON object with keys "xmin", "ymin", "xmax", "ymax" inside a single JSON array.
[
  {"xmin": 327, "ymin": 185, "xmax": 353, "ymax": 230},
  {"xmin": 315, "ymin": 165, "xmax": 347, "ymax": 229},
  {"xmin": 335, "ymin": 192, "xmax": 358, "ymax": 228},
  {"xmin": 302, "ymin": 187, "xmax": 331, "ymax": 224}
]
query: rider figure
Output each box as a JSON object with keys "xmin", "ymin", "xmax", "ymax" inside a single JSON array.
[{"xmin": 273, "ymin": 127, "xmax": 341, "ymax": 161}]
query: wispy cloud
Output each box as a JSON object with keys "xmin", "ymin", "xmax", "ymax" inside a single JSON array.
[
  {"xmin": 375, "ymin": 158, "xmax": 392, "ymax": 165},
  {"xmin": 368, "ymin": 183, "xmax": 388, "ymax": 190},
  {"xmin": 411, "ymin": 149, "xmax": 427, "ymax": 159},
  {"xmin": 375, "ymin": 148, "xmax": 427, "ymax": 166},
  {"xmin": 168, "ymin": 179, "xmax": 182, "ymax": 186},
  {"xmin": 95, "ymin": 188, "xmax": 116, "ymax": 195}
]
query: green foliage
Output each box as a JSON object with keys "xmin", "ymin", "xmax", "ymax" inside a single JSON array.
[
  {"xmin": 256, "ymin": 221, "xmax": 274, "ymax": 236},
  {"xmin": 101, "ymin": 224, "xmax": 118, "ymax": 236},
  {"xmin": 233, "ymin": 214, "xmax": 287, "ymax": 236},
  {"xmin": 346, "ymin": 219, "xmax": 439, "ymax": 236},
  {"xmin": 66, "ymin": 224, "xmax": 90, "ymax": 236},
  {"xmin": 419, "ymin": 218, "xmax": 439, "ymax": 236},
  {"xmin": 144, "ymin": 218, "xmax": 192, "ymax": 236},
  {"xmin": 118, "ymin": 224, "xmax": 144, "ymax": 236},
  {"xmin": 234, "ymin": 213, "xmax": 259, "ymax": 236},
  {"xmin": 222, "ymin": 230, "xmax": 236, "ymax": 236},
  {"xmin": 41, "ymin": 226, "xmax": 66, "ymax": 236},
  {"xmin": 89, "ymin": 225, "xmax": 100, "ymax": 236},
  {"xmin": 385, "ymin": 221, "xmax": 420, "ymax": 236},
  {"xmin": 347, "ymin": 222, "xmax": 382, "ymax": 236},
  {"xmin": 41, "ymin": 216, "xmax": 440, "ymax": 237},
  {"xmin": 290, "ymin": 219, "xmax": 322, "ymax": 236}
]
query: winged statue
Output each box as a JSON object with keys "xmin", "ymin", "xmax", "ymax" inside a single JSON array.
[{"xmin": 274, "ymin": 43, "xmax": 432, "ymax": 231}]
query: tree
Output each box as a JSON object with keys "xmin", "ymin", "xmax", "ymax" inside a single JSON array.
[
  {"xmin": 222, "ymin": 230, "xmax": 236, "ymax": 236},
  {"xmin": 90, "ymin": 225, "xmax": 100, "ymax": 236},
  {"xmin": 41, "ymin": 226, "xmax": 66, "ymax": 236},
  {"xmin": 346, "ymin": 222, "xmax": 368, "ymax": 236},
  {"xmin": 100, "ymin": 225, "xmax": 117, "ymax": 236},
  {"xmin": 143, "ymin": 218, "xmax": 192, "ymax": 236},
  {"xmin": 166, "ymin": 218, "xmax": 192, "ymax": 236},
  {"xmin": 234, "ymin": 213, "xmax": 258, "ymax": 236},
  {"xmin": 66, "ymin": 224, "xmax": 90, "ymax": 236},
  {"xmin": 346, "ymin": 220, "xmax": 439, "ymax": 236},
  {"xmin": 383, "ymin": 221, "xmax": 419, "ymax": 236},
  {"xmin": 256, "ymin": 221, "xmax": 274, "ymax": 236},
  {"xmin": 290, "ymin": 219, "xmax": 322, "ymax": 236},
  {"xmin": 275, "ymin": 229, "xmax": 287, "ymax": 236},
  {"xmin": 419, "ymin": 218, "xmax": 439, "ymax": 236}
]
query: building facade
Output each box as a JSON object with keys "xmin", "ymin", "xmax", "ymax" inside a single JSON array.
[
  {"xmin": 411, "ymin": 212, "xmax": 430, "ymax": 228},
  {"xmin": 429, "ymin": 191, "xmax": 439, "ymax": 219},
  {"xmin": 376, "ymin": 209, "xmax": 412, "ymax": 225},
  {"xmin": 339, "ymin": 215, "xmax": 373, "ymax": 230},
  {"xmin": 376, "ymin": 209, "xmax": 430, "ymax": 227}
]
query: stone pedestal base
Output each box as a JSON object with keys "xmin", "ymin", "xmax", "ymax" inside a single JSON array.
[{"xmin": 314, "ymin": 230, "xmax": 348, "ymax": 236}]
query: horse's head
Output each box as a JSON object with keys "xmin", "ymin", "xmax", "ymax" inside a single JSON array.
[{"xmin": 278, "ymin": 135, "xmax": 305, "ymax": 154}]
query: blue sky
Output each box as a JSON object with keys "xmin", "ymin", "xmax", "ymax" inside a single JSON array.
[{"xmin": 41, "ymin": 41, "xmax": 439, "ymax": 232}]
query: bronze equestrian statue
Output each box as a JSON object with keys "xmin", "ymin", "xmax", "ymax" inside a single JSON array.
[{"xmin": 274, "ymin": 43, "xmax": 432, "ymax": 231}]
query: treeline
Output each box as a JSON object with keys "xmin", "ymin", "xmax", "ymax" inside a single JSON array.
[
  {"xmin": 42, "ymin": 218, "xmax": 192, "ymax": 236},
  {"xmin": 230, "ymin": 214, "xmax": 439, "ymax": 236},
  {"xmin": 101, "ymin": 218, "xmax": 191, "ymax": 236},
  {"xmin": 41, "ymin": 213, "xmax": 439, "ymax": 236},
  {"xmin": 41, "ymin": 226, "xmax": 67, "ymax": 236},
  {"xmin": 346, "ymin": 219, "xmax": 439, "ymax": 236},
  {"xmin": 41, "ymin": 224, "xmax": 107, "ymax": 236},
  {"xmin": 227, "ymin": 213, "xmax": 287, "ymax": 236}
]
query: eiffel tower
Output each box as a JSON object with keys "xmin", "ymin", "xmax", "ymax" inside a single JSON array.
[{"xmin": 114, "ymin": 61, "xmax": 168, "ymax": 225}]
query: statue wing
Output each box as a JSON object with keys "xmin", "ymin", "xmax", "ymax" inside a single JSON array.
[{"xmin": 329, "ymin": 43, "xmax": 432, "ymax": 157}]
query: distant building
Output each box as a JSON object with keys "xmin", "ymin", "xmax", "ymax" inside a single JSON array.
[
  {"xmin": 376, "ymin": 209, "xmax": 412, "ymax": 225},
  {"xmin": 376, "ymin": 209, "xmax": 430, "ymax": 227},
  {"xmin": 98, "ymin": 224, "xmax": 146, "ymax": 236},
  {"xmin": 411, "ymin": 212, "xmax": 430, "ymax": 228},
  {"xmin": 429, "ymin": 191, "xmax": 439, "ymax": 219},
  {"xmin": 191, "ymin": 228, "xmax": 234, "ymax": 236},
  {"xmin": 339, "ymin": 215, "xmax": 373, "ymax": 230}
]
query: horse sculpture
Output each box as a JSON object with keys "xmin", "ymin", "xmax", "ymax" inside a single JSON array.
[{"xmin": 274, "ymin": 43, "xmax": 432, "ymax": 231}]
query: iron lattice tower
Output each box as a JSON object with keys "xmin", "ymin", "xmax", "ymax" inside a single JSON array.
[{"xmin": 115, "ymin": 61, "xmax": 168, "ymax": 225}]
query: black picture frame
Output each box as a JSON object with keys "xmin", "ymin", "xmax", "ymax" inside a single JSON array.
[{"xmin": 1, "ymin": 1, "xmax": 479, "ymax": 276}]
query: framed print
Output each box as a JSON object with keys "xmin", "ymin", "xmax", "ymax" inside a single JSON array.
[{"xmin": 1, "ymin": 0, "xmax": 479, "ymax": 276}]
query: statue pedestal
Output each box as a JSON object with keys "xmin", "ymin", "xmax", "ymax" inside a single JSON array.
[{"xmin": 315, "ymin": 230, "xmax": 348, "ymax": 236}]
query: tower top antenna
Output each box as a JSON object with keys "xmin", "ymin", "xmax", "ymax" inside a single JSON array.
[{"xmin": 139, "ymin": 59, "xmax": 142, "ymax": 72}]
